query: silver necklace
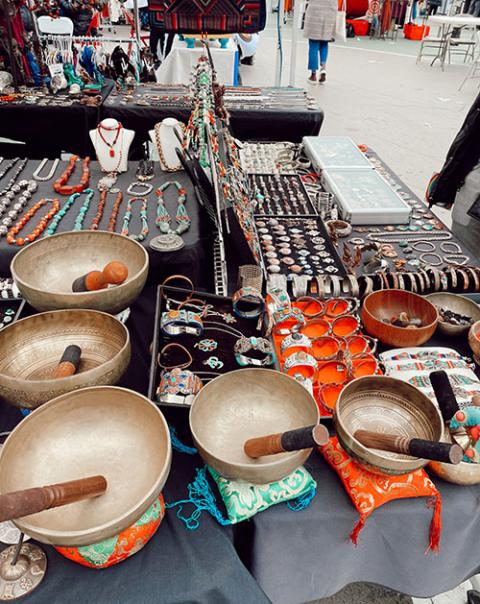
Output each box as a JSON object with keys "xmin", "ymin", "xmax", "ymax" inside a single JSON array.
[
  {"xmin": 367, "ymin": 231, "xmax": 452, "ymax": 243},
  {"xmin": 32, "ymin": 158, "xmax": 59, "ymax": 182}
]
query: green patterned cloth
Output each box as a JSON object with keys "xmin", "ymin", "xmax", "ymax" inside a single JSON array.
[{"xmin": 207, "ymin": 466, "xmax": 317, "ymax": 524}]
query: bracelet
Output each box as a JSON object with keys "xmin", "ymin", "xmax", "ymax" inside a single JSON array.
[
  {"xmin": 444, "ymin": 254, "xmax": 469, "ymax": 266},
  {"xmin": 411, "ymin": 241, "xmax": 436, "ymax": 253},
  {"xmin": 346, "ymin": 275, "xmax": 359, "ymax": 298},
  {"xmin": 158, "ymin": 342, "xmax": 193, "ymax": 370},
  {"xmin": 232, "ymin": 286, "xmax": 265, "ymax": 319},
  {"xmin": 397, "ymin": 273, "xmax": 405, "ymax": 290},
  {"xmin": 414, "ymin": 271, "xmax": 426, "ymax": 293},
  {"xmin": 284, "ymin": 351, "xmax": 318, "ymax": 379},
  {"xmin": 281, "ymin": 332, "xmax": 313, "ymax": 355},
  {"xmin": 327, "ymin": 275, "xmax": 341, "ymax": 298},
  {"xmin": 428, "ymin": 268, "xmax": 441, "ymax": 292},
  {"xmin": 160, "ymin": 309, "xmax": 204, "ymax": 336},
  {"xmin": 389, "ymin": 272, "xmax": 399, "ymax": 289},
  {"xmin": 403, "ymin": 272, "xmax": 417, "ymax": 293},
  {"xmin": 291, "ymin": 275, "xmax": 309, "ymax": 298},
  {"xmin": 456, "ymin": 268, "xmax": 470, "ymax": 291},
  {"xmin": 161, "ymin": 275, "xmax": 195, "ymax": 303},
  {"xmin": 311, "ymin": 336, "xmax": 341, "ymax": 361},
  {"xmin": 419, "ymin": 252, "xmax": 442, "ymax": 267},
  {"xmin": 419, "ymin": 269, "xmax": 431, "ymax": 293},
  {"xmin": 466, "ymin": 267, "xmax": 480, "ymax": 291},
  {"xmin": 156, "ymin": 367, "xmax": 203, "ymax": 405},
  {"xmin": 296, "ymin": 296, "xmax": 325, "ymax": 318},
  {"xmin": 440, "ymin": 241, "xmax": 463, "ymax": 254},
  {"xmin": 127, "ymin": 182, "xmax": 153, "ymax": 196},
  {"xmin": 273, "ymin": 306, "xmax": 305, "ymax": 335},
  {"xmin": 446, "ymin": 267, "xmax": 457, "ymax": 290},
  {"xmin": 234, "ymin": 336, "xmax": 275, "ymax": 367},
  {"xmin": 325, "ymin": 220, "xmax": 352, "ymax": 238},
  {"xmin": 362, "ymin": 276, "xmax": 374, "ymax": 298},
  {"xmin": 316, "ymin": 275, "xmax": 328, "ymax": 300}
]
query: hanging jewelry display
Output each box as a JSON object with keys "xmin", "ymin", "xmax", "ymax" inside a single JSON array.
[
  {"xmin": 120, "ymin": 197, "xmax": 149, "ymax": 241},
  {"xmin": 107, "ymin": 191, "xmax": 124, "ymax": 232},
  {"xmin": 32, "ymin": 159, "xmax": 60, "ymax": 182},
  {"xmin": 53, "ymin": 156, "xmax": 90, "ymax": 195},
  {"xmin": 153, "ymin": 121, "xmax": 185, "ymax": 172},
  {"xmin": 0, "ymin": 180, "xmax": 38, "ymax": 237},
  {"xmin": 7, "ymin": 198, "xmax": 60, "ymax": 245}
]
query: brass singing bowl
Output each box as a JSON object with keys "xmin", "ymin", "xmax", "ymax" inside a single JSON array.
[
  {"xmin": 429, "ymin": 428, "xmax": 480, "ymax": 485},
  {"xmin": 334, "ymin": 376, "xmax": 443, "ymax": 475},
  {"xmin": 0, "ymin": 386, "xmax": 172, "ymax": 546},
  {"xmin": 426, "ymin": 293, "xmax": 480, "ymax": 337},
  {"xmin": 11, "ymin": 231, "xmax": 148, "ymax": 314},
  {"xmin": 0, "ymin": 309, "xmax": 130, "ymax": 409},
  {"xmin": 190, "ymin": 369, "xmax": 319, "ymax": 484}
]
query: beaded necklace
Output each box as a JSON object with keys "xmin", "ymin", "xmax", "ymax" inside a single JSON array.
[
  {"xmin": 0, "ymin": 158, "xmax": 21, "ymax": 182},
  {"xmin": 32, "ymin": 158, "xmax": 60, "ymax": 182},
  {"xmin": 107, "ymin": 191, "xmax": 124, "ymax": 232},
  {"xmin": 155, "ymin": 182, "xmax": 190, "ymax": 235},
  {"xmin": 0, "ymin": 179, "xmax": 37, "ymax": 236},
  {"xmin": 7, "ymin": 198, "xmax": 60, "ymax": 246},
  {"xmin": 90, "ymin": 189, "xmax": 107, "ymax": 230},
  {"xmin": 53, "ymin": 156, "xmax": 90, "ymax": 195},
  {"xmin": 72, "ymin": 189, "xmax": 95, "ymax": 231},
  {"xmin": 120, "ymin": 197, "xmax": 149, "ymax": 241},
  {"xmin": 0, "ymin": 159, "xmax": 27, "ymax": 193},
  {"xmin": 153, "ymin": 121, "xmax": 184, "ymax": 172}
]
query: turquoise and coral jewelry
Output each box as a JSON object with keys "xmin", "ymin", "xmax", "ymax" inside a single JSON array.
[
  {"xmin": 72, "ymin": 189, "xmax": 95, "ymax": 231},
  {"xmin": 234, "ymin": 336, "xmax": 275, "ymax": 367},
  {"xmin": 157, "ymin": 367, "xmax": 203, "ymax": 406},
  {"xmin": 194, "ymin": 339, "xmax": 218, "ymax": 352},
  {"xmin": 155, "ymin": 181, "xmax": 190, "ymax": 235},
  {"xmin": 161, "ymin": 309, "xmax": 204, "ymax": 336},
  {"xmin": 120, "ymin": 196, "xmax": 149, "ymax": 242},
  {"xmin": 7, "ymin": 198, "xmax": 60, "ymax": 245}
]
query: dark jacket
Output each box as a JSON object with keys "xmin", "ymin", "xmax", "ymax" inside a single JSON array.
[
  {"xmin": 428, "ymin": 90, "xmax": 480, "ymax": 207},
  {"xmin": 58, "ymin": 0, "xmax": 93, "ymax": 35}
]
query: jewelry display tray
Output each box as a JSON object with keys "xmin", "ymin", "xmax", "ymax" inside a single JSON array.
[
  {"xmin": 148, "ymin": 285, "xmax": 269, "ymax": 407},
  {"xmin": 249, "ymin": 174, "xmax": 317, "ymax": 216},
  {"xmin": 0, "ymin": 297, "xmax": 25, "ymax": 331},
  {"xmin": 254, "ymin": 215, "xmax": 347, "ymax": 280}
]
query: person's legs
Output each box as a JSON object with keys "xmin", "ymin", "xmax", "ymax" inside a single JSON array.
[
  {"xmin": 308, "ymin": 39, "xmax": 320, "ymax": 80},
  {"xmin": 319, "ymin": 41, "xmax": 329, "ymax": 82}
]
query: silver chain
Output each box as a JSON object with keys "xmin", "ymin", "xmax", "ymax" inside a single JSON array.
[
  {"xmin": 32, "ymin": 158, "xmax": 59, "ymax": 182},
  {"xmin": 367, "ymin": 231, "xmax": 452, "ymax": 243}
]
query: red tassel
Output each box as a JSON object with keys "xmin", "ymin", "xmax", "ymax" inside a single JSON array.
[
  {"xmin": 349, "ymin": 515, "xmax": 366, "ymax": 546},
  {"xmin": 426, "ymin": 496, "xmax": 442, "ymax": 554}
]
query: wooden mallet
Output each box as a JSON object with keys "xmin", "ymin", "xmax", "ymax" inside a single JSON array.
[{"xmin": 244, "ymin": 424, "xmax": 330, "ymax": 458}]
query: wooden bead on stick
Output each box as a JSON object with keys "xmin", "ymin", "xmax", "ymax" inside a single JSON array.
[
  {"xmin": 72, "ymin": 270, "xmax": 106, "ymax": 292},
  {"xmin": 103, "ymin": 261, "xmax": 128, "ymax": 285},
  {"xmin": 54, "ymin": 345, "xmax": 82, "ymax": 378}
]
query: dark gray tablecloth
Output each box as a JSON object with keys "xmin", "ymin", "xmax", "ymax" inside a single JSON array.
[{"xmin": 0, "ymin": 160, "xmax": 214, "ymax": 289}]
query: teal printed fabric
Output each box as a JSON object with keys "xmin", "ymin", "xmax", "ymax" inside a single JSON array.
[{"xmin": 208, "ymin": 466, "xmax": 317, "ymax": 524}]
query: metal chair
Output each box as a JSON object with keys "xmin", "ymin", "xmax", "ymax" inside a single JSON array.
[
  {"xmin": 36, "ymin": 16, "xmax": 74, "ymax": 35},
  {"xmin": 448, "ymin": 25, "xmax": 478, "ymax": 63},
  {"xmin": 416, "ymin": 31, "xmax": 450, "ymax": 69}
]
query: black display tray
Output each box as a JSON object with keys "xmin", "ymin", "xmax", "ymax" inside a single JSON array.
[
  {"xmin": 148, "ymin": 285, "xmax": 268, "ymax": 407},
  {"xmin": 249, "ymin": 174, "xmax": 317, "ymax": 216},
  {"xmin": 254, "ymin": 215, "xmax": 347, "ymax": 279},
  {"xmin": 0, "ymin": 297, "xmax": 25, "ymax": 329}
]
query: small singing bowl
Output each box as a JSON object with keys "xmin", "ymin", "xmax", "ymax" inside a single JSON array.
[
  {"xmin": 0, "ymin": 309, "xmax": 130, "ymax": 409},
  {"xmin": 334, "ymin": 376, "xmax": 443, "ymax": 475},
  {"xmin": 361, "ymin": 289, "xmax": 438, "ymax": 347},
  {"xmin": 0, "ymin": 386, "xmax": 171, "ymax": 546},
  {"xmin": 426, "ymin": 293, "xmax": 480, "ymax": 337},
  {"xmin": 468, "ymin": 320, "xmax": 480, "ymax": 364},
  {"xmin": 11, "ymin": 231, "xmax": 148, "ymax": 314},
  {"xmin": 189, "ymin": 369, "xmax": 319, "ymax": 484}
]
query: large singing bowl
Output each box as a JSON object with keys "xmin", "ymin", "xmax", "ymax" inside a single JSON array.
[
  {"xmin": 190, "ymin": 369, "xmax": 319, "ymax": 484},
  {"xmin": 11, "ymin": 231, "xmax": 148, "ymax": 313},
  {"xmin": 0, "ymin": 386, "xmax": 172, "ymax": 546},
  {"xmin": 0, "ymin": 309, "xmax": 130, "ymax": 409},
  {"xmin": 334, "ymin": 376, "xmax": 443, "ymax": 475}
]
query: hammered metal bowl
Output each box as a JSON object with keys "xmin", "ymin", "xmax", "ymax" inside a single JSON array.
[
  {"xmin": 0, "ymin": 386, "xmax": 171, "ymax": 546},
  {"xmin": 11, "ymin": 231, "xmax": 148, "ymax": 314},
  {"xmin": 334, "ymin": 376, "xmax": 443, "ymax": 475},
  {"xmin": 429, "ymin": 427, "xmax": 480, "ymax": 485},
  {"xmin": 426, "ymin": 293, "xmax": 480, "ymax": 337},
  {"xmin": 190, "ymin": 369, "xmax": 319, "ymax": 484},
  {"xmin": 0, "ymin": 309, "xmax": 130, "ymax": 409}
]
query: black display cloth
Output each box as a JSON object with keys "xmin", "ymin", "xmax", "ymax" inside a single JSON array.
[
  {"xmin": 0, "ymin": 160, "xmax": 214, "ymax": 290},
  {"xmin": 101, "ymin": 103, "xmax": 324, "ymax": 158},
  {"xmin": 0, "ymin": 83, "xmax": 115, "ymax": 159}
]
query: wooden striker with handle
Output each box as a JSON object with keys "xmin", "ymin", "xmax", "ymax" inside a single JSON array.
[
  {"xmin": 244, "ymin": 424, "xmax": 330, "ymax": 458},
  {"xmin": 0, "ymin": 475, "xmax": 107, "ymax": 523}
]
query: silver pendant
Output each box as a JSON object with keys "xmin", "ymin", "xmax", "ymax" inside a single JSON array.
[
  {"xmin": 149, "ymin": 234, "xmax": 185, "ymax": 252},
  {"xmin": 98, "ymin": 172, "xmax": 118, "ymax": 192}
]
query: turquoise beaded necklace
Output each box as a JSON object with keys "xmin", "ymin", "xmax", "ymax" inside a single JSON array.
[
  {"xmin": 120, "ymin": 196, "xmax": 149, "ymax": 242},
  {"xmin": 45, "ymin": 188, "xmax": 95, "ymax": 236},
  {"xmin": 155, "ymin": 181, "xmax": 190, "ymax": 235}
]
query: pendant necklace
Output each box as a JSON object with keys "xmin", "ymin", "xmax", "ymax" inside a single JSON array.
[
  {"xmin": 97, "ymin": 122, "xmax": 123, "ymax": 158},
  {"xmin": 32, "ymin": 158, "xmax": 59, "ymax": 182},
  {"xmin": 96, "ymin": 128, "xmax": 124, "ymax": 191},
  {"xmin": 150, "ymin": 181, "xmax": 189, "ymax": 253},
  {"xmin": 120, "ymin": 196, "xmax": 149, "ymax": 241}
]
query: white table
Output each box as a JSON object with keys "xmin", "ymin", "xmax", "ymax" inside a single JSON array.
[
  {"xmin": 425, "ymin": 14, "xmax": 480, "ymax": 68},
  {"xmin": 156, "ymin": 38, "xmax": 238, "ymax": 86}
]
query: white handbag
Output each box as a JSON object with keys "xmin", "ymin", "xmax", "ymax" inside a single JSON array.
[{"xmin": 335, "ymin": 0, "xmax": 347, "ymax": 43}]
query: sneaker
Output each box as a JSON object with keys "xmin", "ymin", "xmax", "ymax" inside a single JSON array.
[{"xmin": 319, "ymin": 68, "xmax": 327, "ymax": 83}]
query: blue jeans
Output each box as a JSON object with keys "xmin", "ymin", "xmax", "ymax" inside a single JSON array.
[{"xmin": 308, "ymin": 40, "xmax": 329, "ymax": 71}]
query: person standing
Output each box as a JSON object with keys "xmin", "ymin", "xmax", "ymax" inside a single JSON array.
[{"xmin": 304, "ymin": 0, "xmax": 338, "ymax": 83}]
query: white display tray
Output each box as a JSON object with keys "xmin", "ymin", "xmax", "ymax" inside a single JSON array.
[{"xmin": 303, "ymin": 136, "xmax": 373, "ymax": 171}]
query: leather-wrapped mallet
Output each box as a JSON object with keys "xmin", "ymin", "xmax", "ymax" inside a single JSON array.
[
  {"xmin": 244, "ymin": 424, "xmax": 330, "ymax": 459},
  {"xmin": 0, "ymin": 475, "xmax": 107, "ymax": 523},
  {"xmin": 430, "ymin": 370, "xmax": 470, "ymax": 450},
  {"xmin": 354, "ymin": 430, "xmax": 463, "ymax": 464},
  {"xmin": 54, "ymin": 345, "xmax": 82, "ymax": 378}
]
